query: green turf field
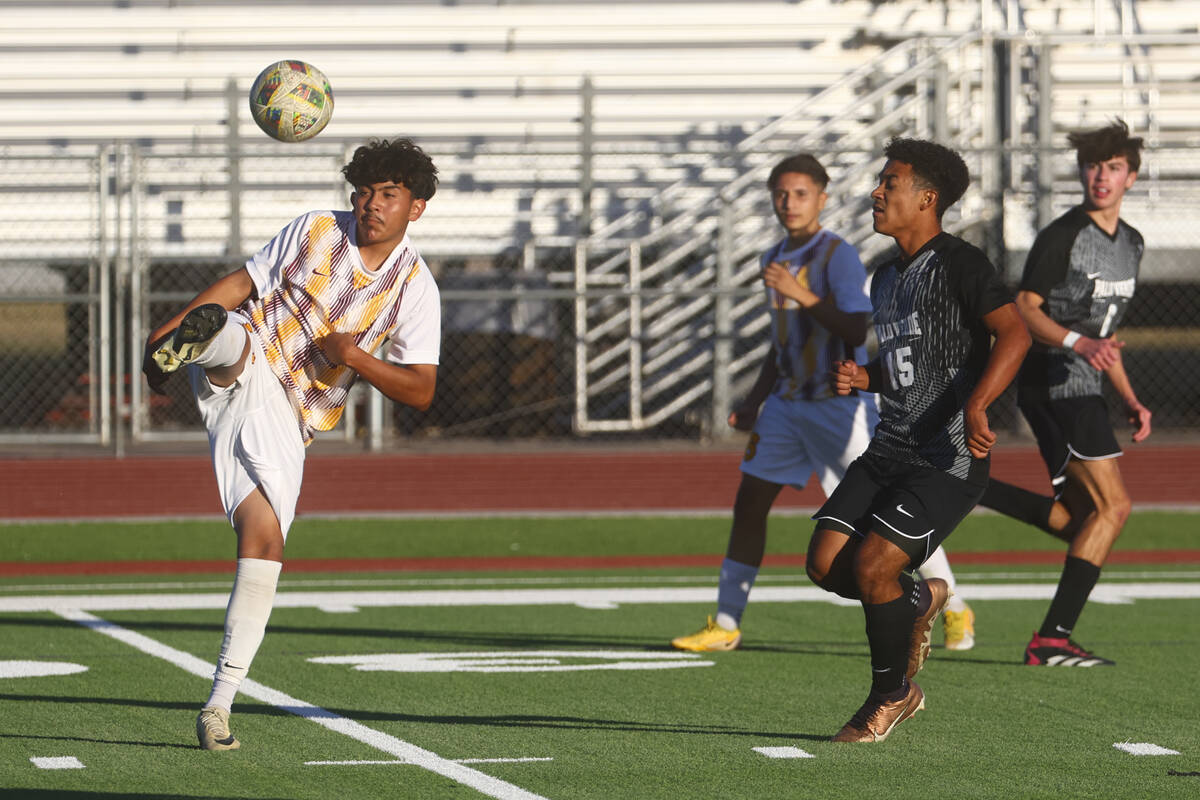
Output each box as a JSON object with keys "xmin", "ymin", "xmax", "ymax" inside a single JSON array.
[{"xmin": 1, "ymin": 512, "xmax": 1198, "ymax": 799}]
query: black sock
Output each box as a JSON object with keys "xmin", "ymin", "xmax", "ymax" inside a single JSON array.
[
  {"xmin": 980, "ymin": 479, "xmax": 1055, "ymax": 532},
  {"xmin": 864, "ymin": 579, "xmax": 919, "ymax": 695},
  {"xmin": 1038, "ymin": 556, "xmax": 1102, "ymax": 639}
]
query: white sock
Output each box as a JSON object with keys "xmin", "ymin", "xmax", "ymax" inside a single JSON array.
[
  {"xmin": 205, "ymin": 558, "xmax": 282, "ymax": 711},
  {"xmin": 715, "ymin": 558, "xmax": 759, "ymax": 631},
  {"xmin": 918, "ymin": 546, "xmax": 966, "ymax": 612},
  {"xmin": 191, "ymin": 319, "xmax": 247, "ymax": 369}
]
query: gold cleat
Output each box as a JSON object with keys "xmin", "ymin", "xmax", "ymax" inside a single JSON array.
[
  {"xmin": 832, "ymin": 681, "xmax": 925, "ymax": 743},
  {"xmin": 196, "ymin": 706, "xmax": 240, "ymax": 751},
  {"xmin": 670, "ymin": 616, "xmax": 742, "ymax": 652},
  {"xmin": 907, "ymin": 578, "xmax": 949, "ymax": 678}
]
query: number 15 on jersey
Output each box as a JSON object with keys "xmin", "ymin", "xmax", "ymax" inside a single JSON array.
[{"xmin": 884, "ymin": 346, "xmax": 914, "ymax": 390}]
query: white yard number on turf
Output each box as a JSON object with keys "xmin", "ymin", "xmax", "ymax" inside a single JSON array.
[{"xmin": 886, "ymin": 346, "xmax": 914, "ymax": 390}]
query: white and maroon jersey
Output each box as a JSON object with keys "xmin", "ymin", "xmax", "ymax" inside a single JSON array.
[
  {"xmin": 239, "ymin": 210, "xmax": 441, "ymax": 443},
  {"xmin": 762, "ymin": 229, "xmax": 872, "ymax": 401}
]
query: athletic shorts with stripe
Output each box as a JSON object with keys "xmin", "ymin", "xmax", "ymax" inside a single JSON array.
[
  {"xmin": 188, "ymin": 313, "xmax": 306, "ymax": 537},
  {"xmin": 1017, "ymin": 394, "xmax": 1121, "ymax": 485},
  {"xmin": 741, "ymin": 393, "xmax": 878, "ymax": 497},
  {"xmin": 813, "ymin": 451, "xmax": 985, "ymax": 571}
]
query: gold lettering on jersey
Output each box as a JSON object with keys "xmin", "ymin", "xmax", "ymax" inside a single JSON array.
[{"xmin": 875, "ymin": 311, "xmax": 923, "ymax": 344}]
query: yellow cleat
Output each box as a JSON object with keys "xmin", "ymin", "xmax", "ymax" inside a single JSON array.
[
  {"xmin": 670, "ymin": 616, "xmax": 742, "ymax": 652},
  {"xmin": 943, "ymin": 604, "xmax": 976, "ymax": 651}
]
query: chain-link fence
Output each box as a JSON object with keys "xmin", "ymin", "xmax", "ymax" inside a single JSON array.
[{"xmin": 2, "ymin": 31, "xmax": 1198, "ymax": 450}]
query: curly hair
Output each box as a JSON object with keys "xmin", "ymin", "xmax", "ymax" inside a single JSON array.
[
  {"xmin": 342, "ymin": 138, "xmax": 439, "ymax": 200},
  {"xmin": 882, "ymin": 137, "xmax": 970, "ymax": 218},
  {"xmin": 767, "ymin": 153, "xmax": 830, "ymax": 192},
  {"xmin": 1067, "ymin": 118, "xmax": 1143, "ymax": 173}
]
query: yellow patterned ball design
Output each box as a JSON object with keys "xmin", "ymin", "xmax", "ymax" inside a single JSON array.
[{"xmin": 248, "ymin": 60, "xmax": 334, "ymax": 143}]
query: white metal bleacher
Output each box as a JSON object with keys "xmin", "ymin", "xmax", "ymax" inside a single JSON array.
[{"xmin": 0, "ymin": 0, "xmax": 1196, "ymax": 263}]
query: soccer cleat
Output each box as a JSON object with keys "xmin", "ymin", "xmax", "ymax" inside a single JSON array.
[
  {"xmin": 832, "ymin": 680, "xmax": 925, "ymax": 743},
  {"xmin": 151, "ymin": 303, "xmax": 228, "ymax": 373},
  {"xmin": 196, "ymin": 706, "xmax": 240, "ymax": 751},
  {"xmin": 907, "ymin": 578, "xmax": 949, "ymax": 678},
  {"xmin": 943, "ymin": 604, "xmax": 976, "ymax": 651},
  {"xmin": 670, "ymin": 616, "xmax": 742, "ymax": 652},
  {"xmin": 1024, "ymin": 632, "xmax": 1115, "ymax": 667}
]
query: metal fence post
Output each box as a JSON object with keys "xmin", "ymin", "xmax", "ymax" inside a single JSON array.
[
  {"xmin": 934, "ymin": 56, "xmax": 949, "ymax": 143},
  {"xmin": 226, "ymin": 77, "xmax": 242, "ymax": 256},
  {"xmin": 712, "ymin": 197, "xmax": 734, "ymax": 436},
  {"xmin": 579, "ymin": 74, "xmax": 594, "ymax": 237},
  {"xmin": 1036, "ymin": 39, "xmax": 1055, "ymax": 231},
  {"xmin": 112, "ymin": 144, "xmax": 131, "ymax": 457},
  {"xmin": 628, "ymin": 241, "xmax": 643, "ymax": 426},
  {"xmin": 98, "ymin": 146, "xmax": 113, "ymax": 446},
  {"xmin": 573, "ymin": 240, "xmax": 588, "ymax": 432}
]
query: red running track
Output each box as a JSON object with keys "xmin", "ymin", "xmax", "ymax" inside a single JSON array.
[{"xmin": 1, "ymin": 444, "xmax": 1195, "ymax": 520}]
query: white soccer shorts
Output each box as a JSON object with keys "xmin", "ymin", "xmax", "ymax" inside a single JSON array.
[
  {"xmin": 188, "ymin": 317, "xmax": 305, "ymax": 537},
  {"xmin": 739, "ymin": 392, "xmax": 878, "ymax": 497}
]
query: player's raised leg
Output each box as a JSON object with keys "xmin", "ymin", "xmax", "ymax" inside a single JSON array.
[{"xmin": 150, "ymin": 304, "xmax": 243, "ymax": 373}]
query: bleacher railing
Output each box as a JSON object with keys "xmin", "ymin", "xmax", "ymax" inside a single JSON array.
[{"xmin": 1, "ymin": 31, "xmax": 1198, "ymax": 449}]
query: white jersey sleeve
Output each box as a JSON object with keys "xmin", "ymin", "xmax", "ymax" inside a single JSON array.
[
  {"xmin": 243, "ymin": 211, "xmax": 323, "ymax": 298},
  {"xmin": 384, "ymin": 258, "xmax": 441, "ymax": 365}
]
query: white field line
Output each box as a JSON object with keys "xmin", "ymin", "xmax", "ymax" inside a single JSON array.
[
  {"xmin": 3, "ymin": 582, "xmax": 1199, "ymax": 614},
  {"xmin": 30, "ymin": 756, "xmax": 86, "ymax": 770},
  {"xmin": 1113, "ymin": 742, "xmax": 1181, "ymax": 756},
  {"xmin": 753, "ymin": 746, "xmax": 815, "ymax": 759},
  {"xmin": 6, "ymin": 570, "xmax": 1199, "ymax": 595},
  {"xmin": 55, "ymin": 609, "xmax": 549, "ymax": 800},
  {"xmin": 306, "ymin": 758, "xmax": 555, "ymax": 766}
]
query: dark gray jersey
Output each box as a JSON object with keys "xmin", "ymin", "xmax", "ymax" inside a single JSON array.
[
  {"xmin": 865, "ymin": 233, "xmax": 1012, "ymax": 484},
  {"xmin": 1018, "ymin": 205, "xmax": 1143, "ymax": 401}
]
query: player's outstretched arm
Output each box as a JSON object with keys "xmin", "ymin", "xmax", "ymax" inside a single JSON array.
[
  {"xmin": 1104, "ymin": 349, "xmax": 1152, "ymax": 442},
  {"xmin": 963, "ymin": 303, "xmax": 1031, "ymax": 458},
  {"xmin": 318, "ymin": 333, "xmax": 437, "ymax": 411}
]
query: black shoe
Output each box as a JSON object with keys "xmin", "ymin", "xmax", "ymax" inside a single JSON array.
[{"xmin": 151, "ymin": 304, "xmax": 228, "ymax": 373}]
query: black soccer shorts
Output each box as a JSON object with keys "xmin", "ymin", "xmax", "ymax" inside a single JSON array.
[
  {"xmin": 1018, "ymin": 394, "xmax": 1122, "ymax": 482},
  {"xmin": 812, "ymin": 451, "xmax": 985, "ymax": 571}
]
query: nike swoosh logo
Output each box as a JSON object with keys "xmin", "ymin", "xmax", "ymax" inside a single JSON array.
[
  {"xmin": 1086, "ymin": 272, "xmax": 1102, "ymax": 279},
  {"xmin": 1054, "ymin": 625, "xmax": 1071, "ymax": 635},
  {"xmin": 872, "ymin": 667, "xmax": 891, "ymax": 673},
  {"xmin": 896, "ymin": 504, "xmax": 913, "ymax": 518}
]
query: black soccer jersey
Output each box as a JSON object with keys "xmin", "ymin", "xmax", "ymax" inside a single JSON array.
[
  {"xmin": 865, "ymin": 233, "xmax": 1013, "ymax": 483},
  {"xmin": 1017, "ymin": 205, "xmax": 1143, "ymax": 401}
]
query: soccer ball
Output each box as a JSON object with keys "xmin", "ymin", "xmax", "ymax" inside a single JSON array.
[{"xmin": 248, "ymin": 60, "xmax": 334, "ymax": 143}]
